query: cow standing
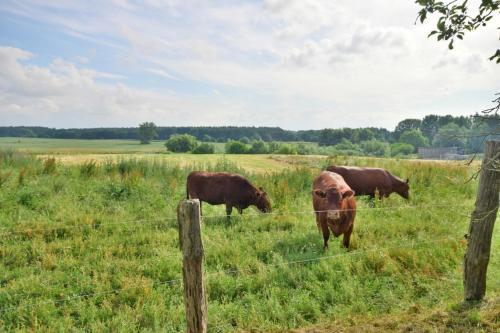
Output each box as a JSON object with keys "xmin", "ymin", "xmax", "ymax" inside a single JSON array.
[
  {"xmin": 326, "ymin": 165, "xmax": 409, "ymax": 200},
  {"xmin": 312, "ymin": 171, "xmax": 356, "ymax": 249},
  {"xmin": 186, "ymin": 171, "xmax": 271, "ymax": 218}
]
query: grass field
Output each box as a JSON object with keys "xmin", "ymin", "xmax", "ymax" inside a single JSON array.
[
  {"xmin": 0, "ymin": 147, "xmax": 499, "ymax": 332},
  {"xmin": 0, "ymin": 137, "xmax": 227, "ymax": 154}
]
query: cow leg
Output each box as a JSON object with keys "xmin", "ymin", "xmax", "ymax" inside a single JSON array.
[
  {"xmin": 343, "ymin": 224, "xmax": 353, "ymax": 248},
  {"xmin": 226, "ymin": 205, "xmax": 232, "ymax": 220},
  {"xmin": 237, "ymin": 207, "xmax": 243, "ymax": 215},
  {"xmin": 321, "ymin": 223, "xmax": 330, "ymax": 250}
]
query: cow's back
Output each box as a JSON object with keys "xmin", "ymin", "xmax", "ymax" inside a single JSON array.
[
  {"xmin": 187, "ymin": 171, "xmax": 253, "ymax": 205},
  {"xmin": 326, "ymin": 166, "xmax": 391, "ymax": 196}
]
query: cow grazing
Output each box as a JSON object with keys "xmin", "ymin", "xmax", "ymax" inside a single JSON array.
[
  {"xmin": 186, "ymin": 171, "xmax": 271, "ymax": 218},
  {"xmin": 326, "ymin": 165, "xmax": 409, "ymax": 200},
  {"xmin": 312, "ymin": 171, "xmax": 356, "ymax": 249}
]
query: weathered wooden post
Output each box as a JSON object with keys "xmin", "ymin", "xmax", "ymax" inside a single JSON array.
[
  {"xmin": 464, "ymin": 140, "xmax": 500, "ymax": 301},
  {"xmin": 177, "ymin": 199, "xmax": 207, "ymax": 333}
]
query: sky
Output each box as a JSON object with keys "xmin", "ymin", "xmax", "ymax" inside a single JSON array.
[{"xmin": 0, "ymin": 0, "xmax": 498, "ymax": 130}]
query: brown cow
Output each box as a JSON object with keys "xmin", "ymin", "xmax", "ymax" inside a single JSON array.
[
  {"xmin": 312, "ymin": 171, "xmax": 356, "ymax": 249},
  {"xmin": 326, "ymin": 165, "xmax": 409, "ymax": 200},
  {"xmin": 187, "ymin": 171, "xmax": 271, "ymax": 218}
]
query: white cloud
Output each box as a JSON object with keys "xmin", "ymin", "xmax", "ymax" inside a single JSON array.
[
  {"xmin": 0, "ymin": 0, "xmax": 498, "ymax": 130},
  {"xmin": 0, "ymin": 47, "xmax": 250, "ymax": 127}
]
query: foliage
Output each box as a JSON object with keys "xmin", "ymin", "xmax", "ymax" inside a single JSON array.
[
  {"xmin": 360, "ymin": 139, "xmax": 390, "ymax": 157},
  {"xmin": 394, "ymin": 119, "xmax": 421, "ymax": 138},
  {"xmin": 138, "ymin": 122, "xmax": 158, "ymax": 144},
  {"xmin": 416, "ymin": 0, "xmax": 500, "ymax": 62},
  {"xmin": 399, "ymin": 129, "xmax": 429, "ymax": 151},
  {"xmin": 225, "ymin": 140, "xmax": 249, "ymax": 154},
  {"xmin": 432, "ymin": 123, "xmax": 468, "ymax": 148},
  {"xmin": 249, "ymin": 140, "xmax": 269, "ymax": 154},
  {"xmin": 277, "ymin": 144, "xmax": 298, "ymax": 155},
  {"xmin": 165, "ymin": 134, "xmax": 198, "ymax": 152},
  {"xmin": 192, "ymin": 143, "xmax": 215, "ymax": 154},
  {"xmin": 390, "ymin": 143, "xmax": 415, "ymax": 157}
]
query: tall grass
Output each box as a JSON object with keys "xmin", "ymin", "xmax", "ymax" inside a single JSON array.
[{"xmin": 0, "ymin": 153, "xmax": 497, "ymax": 332}]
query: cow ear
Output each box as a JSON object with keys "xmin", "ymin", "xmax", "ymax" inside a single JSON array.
[
  {"xmin": 313, "ymin": 189, "xmax": 326, "ymax": 198},
  {"xmin": 342, "ymin": 190, "xmax": 354, "ymax": 199}
]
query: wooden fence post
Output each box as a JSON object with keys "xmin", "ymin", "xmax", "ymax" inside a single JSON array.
[
  {"xmin": 177, "ymin": 199, "xmax": 207, "ymax": 333},
  {"xmin": 464, "ymin": 140, "xmax": 500, "ymax": 301}
]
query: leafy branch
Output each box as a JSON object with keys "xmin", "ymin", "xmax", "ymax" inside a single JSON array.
[{"xmin": 415, "ymin": 0, "xmax": 500, "ymax": 63}]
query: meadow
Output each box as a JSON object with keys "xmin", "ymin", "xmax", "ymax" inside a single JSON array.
[{"xmin": 0, "ymin": 146, "xmax": 499, "ymax": 332}]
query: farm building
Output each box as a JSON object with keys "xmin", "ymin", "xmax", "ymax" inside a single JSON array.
[{"xmin": 418, "ymin": 147, "xmax": 468, "ymax": 160}]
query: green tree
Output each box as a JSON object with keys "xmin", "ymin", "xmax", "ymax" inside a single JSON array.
[
  {"xmin": 138, "ymin": 122, "xmax": 157, "ymax": 144},
  {"xmin": 394, "ymin": 119, "xmax": 421, "ymax": 139},
  {"xmin": 192, "ymin": 143, "xmax": 215, "ymax": 154},
  {"xmin": 390, "ymin": 143, "xmax": 415, "ymax": 156},
  {"xmin": 225, "ymin": 140, "xmax": 248, "ymax": 154},
  {"xmin": 165, "ymin": 134, "xmax": 198, "ymax": 152},
  {"xmin": 432, "ymin": 123, "xmax": 468, "ymax": 148},
  {"xmin": 277, "ymin": 144, "xmax": 298, "ymax": 155},
  {"xmin": 416, "ymin": 0, "xmax": 500, "ymax": 62},
  {"xmin": 360, "ymin": 140, "xmax": 389, "ymax": 157},
  {"xmin": 399, "ymin": 129, "xmax": 429, "ymax": 151},
  {"xmin": 333, "ymin": 139, "xmax": 363, "ymax": 156},
  {"xmin": 249, "ymin": 140, "xmax": 269, "ymax": 154}
]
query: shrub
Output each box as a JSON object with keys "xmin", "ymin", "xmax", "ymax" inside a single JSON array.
[
  {"xmin": 399, "ymin": 129, "xmax": 428, "ymax": 152},
  {"xmin": 165, "ymin": 134, "xmax": 198, "ymax": 152},
  {"xmin": 360, "ymin": 140, "xmax": 389, "ymax": 157},
  {"xmin": 390, "ymin": 143, "xmax": 414, "ymax": 157},
  {"xmin": 225, "ymin": 140, "xmax": 248, "ymax": 154},
  {"xmin": 277, "ymin": 144, "xmax": 298, "ymax": 155},
  {"xmin": 192, "ymin": 143, "xmax": 215, "ymax": 154},
  {"xmin": 333, "ymin": 139, "xmax": 363, "ymax": 155},
  {"xmin": 249, "ymin": 141, "xmax": 268, "ymax": 154}
]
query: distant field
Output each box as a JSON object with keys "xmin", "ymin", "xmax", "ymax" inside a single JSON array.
[{"xmin": 0, "ymin": 137, "xmax": 229, "ymax": 154}]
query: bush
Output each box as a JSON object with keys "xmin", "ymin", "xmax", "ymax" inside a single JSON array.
[
  {"xmin": 390, "ymin": 143, "xmax": 414, "ymax": 157},
  {"xmin": 268, "ymin": 141, "xmax": 281, "ymax": 153},
  {"xmin": 225, "ymin": 140, "xmax": 248, "ymax": 154},
  {"xmin": 192, "ymin": 143, "xmax": 215, "ymax": 154},
  {"xmin": 360, "ymin": 139, "xmax": 389, "ymax": 157},
  {"xmin": 249, "ymin": 141, "xmax": 268, "ymax": 154},
  {"xmin": 399, "ymin": 129, "xmax": 428, "ymax": 152},
  {"xmin": 332, "ymin": 139, "xmax": 363, "ymax": 155},
  {"xmin": 165, "ymin": 134, "xmax": 198, "ymax": 152},
  {"xmin": 277, "ymin": 144, "xmax": 298, "ymax": 155}
]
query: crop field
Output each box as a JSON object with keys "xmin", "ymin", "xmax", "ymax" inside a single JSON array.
[{"xmin": 0, "ymin": 149, "xmax": 499, "ymax": 332}]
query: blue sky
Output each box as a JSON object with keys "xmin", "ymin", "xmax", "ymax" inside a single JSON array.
[{"xmin": 0, "ymin": 0, "xmax": 498, "ymax": 130}]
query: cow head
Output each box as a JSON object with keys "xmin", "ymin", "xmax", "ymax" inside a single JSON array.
[
  {"xmin": 396, "ymin": 178, "xmax": 410, "ymax": 200},
  {"xmin": 255, "ymin": 187, "xmax": 271, "ymax": 213},
  {"xmin": 313, "ymin": 187, "xmax": 354, "ymax": 231}
]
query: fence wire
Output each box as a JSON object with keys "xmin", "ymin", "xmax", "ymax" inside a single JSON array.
[
  {"xmin": 0, "ymin": 202, "xmax": 473, "ymax": 237},
  {"xmin": 0, "ymin": 235, "xmax": 462, "ymax": 315}
]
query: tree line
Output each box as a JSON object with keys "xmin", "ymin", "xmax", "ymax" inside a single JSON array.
[{"xmin": 1, "ymin": 113, "xmax": 498, "ymax": 154}]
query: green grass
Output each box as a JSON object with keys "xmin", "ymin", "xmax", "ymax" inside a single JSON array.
[
  {"xmin": 0, "ymin": 150, "xmax": 498, "ymax": 332},
  {"xmin": 0, "ymin": 137, "xmax": 229, "ymax": 154}
]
